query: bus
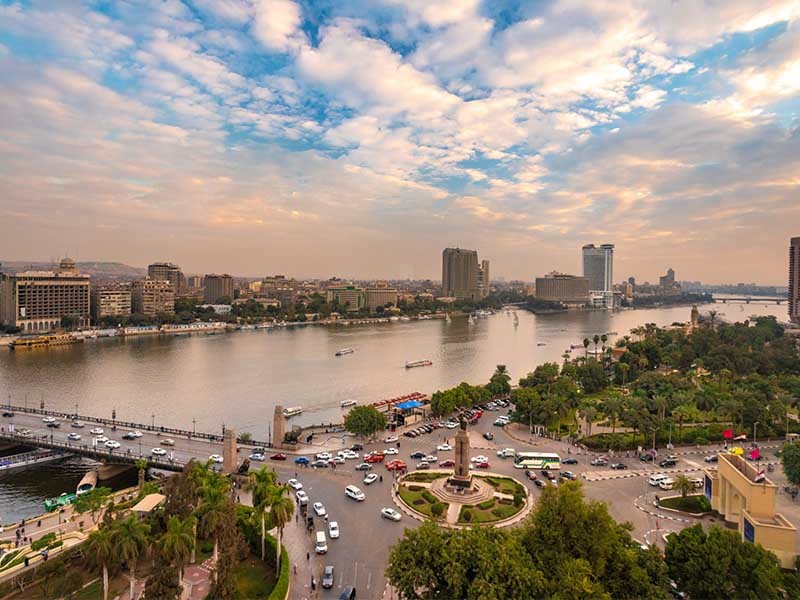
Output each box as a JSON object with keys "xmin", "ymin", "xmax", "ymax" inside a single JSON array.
[{"xmin": 513, "ymin": 452, "xmax": 561, "ymax": 470}]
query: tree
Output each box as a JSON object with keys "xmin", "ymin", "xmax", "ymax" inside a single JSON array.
[
  {"xmin": 161, "ymin": 515, "xmax": 195, "ymax": 587},
  {"xmin": 488, "ymin": 365, "xmax": 511, "ymax": 395},
  {"xmin": 112, "ymin": 514, "xmax": 151, "ymax": 600},
  {"xmin": 85, "ymin": 526, "xmax": 115, "ymax": 600},
  {"xmin": 781, "ymin": 441, "xmax": 800, "ymax": 486},
  {"xmin": 135, "ymin": 458, "xmax": 148, "ymax": 492},
  {"xmin": 74, "ymin": 487, "xmax": 112, "ymax": 524},
  {"xmin": 267, "ymin": 483, "xmax": 294, "ymax": 572},
  {"xmin": 344, "ymin": 405, "xmax": 386, "ymax": 439},
  {"xmin": 244, "ymin": 467, "xmax": 277, "ymax": 560},
  {"xmin": 143, "ymin": 549, "xmax": 181, "ymax": 600},
  {"xmin": 671, "ymin": 474, "xmax": 696, "ymax": 498},
  {"xmin": 583, "ymin": 337, "xmax": 590, "ymax": 359},
  {"xmin": 197, "ymin": 474, "xmax": 229, "ymax": 563}
]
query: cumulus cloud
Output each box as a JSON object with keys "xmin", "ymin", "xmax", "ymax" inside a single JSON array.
[{"xmin": 252, "ymin": 0, "xmax": 306, "ymax": 52}]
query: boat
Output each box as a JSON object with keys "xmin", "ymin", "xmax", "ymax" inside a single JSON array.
[
  {"xmin": 283, "ymin": 406, "xmax": 303, "ymax": 417},
  {"xmin": 77, "ymin": 470, "xmax": 97, "ymax": 495},
  {"xmin": 467, "ymin": 314, "xmax": 475, "ymax": 324},
  {"xmin": 335, "ymin": 348, "xmax": 355, "ymax": 356},
  {"xmin": 570, "ymin": 343, "xmax": 583, "ymax": 349},
  {"xmin": 340, "ymin": 399, "xmax": 357, "ymax": 408},
  {"xmin": 537, "ymin": 342, "xmax": 547, "ymax": 346},
  {"xmin": 44, "ymin": 492, "xmax": 78, "ymax": 512},
  {"xmin": 405, "ymin": 360, "xmax": 433, "ymax": 368},
  {"xmin": 445, "ymin": 312, "xmax": 451, "ymax": 323},
  {"xmin": 10, "ymin": 334, "xmax": 83, "ymax": 350}
]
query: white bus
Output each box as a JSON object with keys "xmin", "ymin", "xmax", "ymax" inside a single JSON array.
[{"xmin": 513, "ymin": 452, "xmax": 561, "ymax": 470}]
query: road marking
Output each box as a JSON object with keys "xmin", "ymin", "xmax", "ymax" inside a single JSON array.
[{"xmin": 367, "ymin": 570, "xmax": 372, "ymax": 589}]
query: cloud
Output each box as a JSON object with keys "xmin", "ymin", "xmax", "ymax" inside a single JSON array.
[{"xmin": 252, "ymin": 0, "xmax": 306, "ymax": 52}]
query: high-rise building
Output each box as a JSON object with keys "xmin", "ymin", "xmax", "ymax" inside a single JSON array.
[
  {"xmin": 582, "ymin": 244, "xmax": 614, "ymax": 292},
  {"xmin": 326, "ymin": 285, "xmax": 365, "ymax": 311},
  {"xmin": 187, "ymin": 275, "xmax": 202, "ymax": 289},
  {"xmin": 91, "ymin": 286, "xmax": 132, "ymax": 321},
  {"xmin": 442, "ymin": 248, "xmax": 484, "ymax": 300},
  {"xmin": 477, "ymin": 260, "xmax": 491, "ymax": 298},
  {"xmin": 131, "ymin": 279, "xmax": 174, "ymax": 316},
  {"xmin": 534, "ymin": 272, "xmax": 590, "ymax": 305},
  {"xmin": 0, "ymin": 258, "xmax": 91, "ymax": 333},
  {"xmin": 790, "ymin": 237, "xmax": 800, "ymax": 324},
  {"xmin": 365, "ymin": 281, "xmax": 398, "ymax": 311},
  {"xmin": 203, "ymin": 274, "xmax": 234, "ymax": 303},
  {"xmin": 147, "ymin": 262, "xmax": 186, "ymax": 295}
]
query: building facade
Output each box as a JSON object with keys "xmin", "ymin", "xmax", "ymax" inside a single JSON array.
[
  {"xmin": 147, "ymin": 262, "xmax": 186, "ymax": 295},
  {"xmin": 326, "ymin": 285, "xmax": 365, "ymax": 311},
  {"xmin": 442, "ymin": 247, "xmax": 483, "ymax": 300},
  {"xmin": 790, "ymin": 237, "xmax": 799, "ymax": 324},
  {"xmin": 477, "ymin": 259, "xmax": 491, "ymax": 298},
  {"xmin": 365, "ymin": 282, "xmax": 398, "ymax": 311},
  {"xmin": 187, "ymin": 275, "xmax": 202, "ymax": 289},
  {"xmin": 203, "ymin": 274, "xmax": 234, "ymax": 303},
  {"xmin": 0, "ymin": 258, "xmax": 91, "ymax": 332},
  {"xmin": 131, "ymin": 279, "xmax": 174, "ymax": 316},
  {"xmin": 534, "ymin": 272, "xmax": 590, "ymax": 305},
  {"xmin": 91, "ymin": 286, "xmax": 132, "ymax": 321},
  {"xmin": 582, "ymin": 243, "xmax": 614, "ymax": 308}
]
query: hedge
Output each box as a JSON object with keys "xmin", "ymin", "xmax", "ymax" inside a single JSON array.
[
  {"xmin": 267, "ymin": 543, "xmax": 290, "ymax": 600},
  {"xmin": 421, "ymin": 490, "xmax": 437, "ymax": 504},
  {"xmin": 477, "ymin": 499, "xmax": 496, "ymax": 510},
  {"xmin": 31, "ymin": 533, "xmax": 57, "ymax": 552},
  {"xmin": 582, "ymin": 423, "xmax": 734, "ymax": 450}
]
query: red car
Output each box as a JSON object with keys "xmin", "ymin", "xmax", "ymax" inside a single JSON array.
[
  {"xmin": 438, "ymin": 459, "xmax": 455, "ymax": 467},
  {"xmin": 386, "ymin": 460, "xmax": 407, "ymax": 471},
  {"xmin": 365, "ymin": 454, "xmax": 385, "ymax": 463},
  {"xmin": 473, "ymin": 461, "xmax": 490, "ymax": 469},
  {"xmin": 270, "ymin": 453, "xmax": 287, "ymax": 461}
]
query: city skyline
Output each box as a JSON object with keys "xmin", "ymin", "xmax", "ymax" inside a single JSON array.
[{"xmin": 1, "ymin": 1, "xmax": 799, "ymax": 283}]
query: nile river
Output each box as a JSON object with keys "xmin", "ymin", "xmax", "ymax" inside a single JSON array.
[{"xmin": 0, "ymin": 300, "xmax": 787, "ymax": 440}]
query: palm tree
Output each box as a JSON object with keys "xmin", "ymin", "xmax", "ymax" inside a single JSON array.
[
  {"xmin": 244, "ymin": 467, "xmax": 277, "ymax": 560},
  {"xmin": 593, "ymin": 334, "xmax": 600, "ymax": 357},
  {"xmin": 112, "ymin": 514, "xmax": 151, "ymax": 600},
  {"xmin": 266, "ymin": 484, "xmax": 294, "ymax": 572},
  {"xmin": 708, "ymin": 310, "xmax": 718, "ymax": 329},
  {"xmin": 672, "ymin": 474, "xmax": 696, "ymax": 498},
  {"xmin": 197, "ymin": 477, "xmax": 229, "ymax": 563},
  {"xmin": 583, "ymin": 338, "xmax": 590, "ymax": 359},
  {"xmin": 619, "ymin": 363, "xmax": 630, "ymax": 387},
  {"xmin": 161, "ymin": 515, "xmax": 195, "ymax": 587},
  {"xmin": 135, "ymin": 458, "xmax": 148, "ymax": 492},
  {"xmin": 86, "ymin": 526, "xmax": 114, "ymax": 600}
]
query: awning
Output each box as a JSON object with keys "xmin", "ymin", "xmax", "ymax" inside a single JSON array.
[
  {"xmin": 395, "ymin": 400, "xmax": 423, "ymax": 411},
  {"xmin": 131, "ymin": 493, "xmax": 166, "ymax": 513}
]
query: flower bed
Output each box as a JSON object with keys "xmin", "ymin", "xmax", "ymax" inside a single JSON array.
[{"xmin": 397, "ymin": 485, "xmax": 448, "ymax": 519}]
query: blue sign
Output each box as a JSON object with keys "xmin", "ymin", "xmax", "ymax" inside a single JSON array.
[{"xmin": 744, "ymin": 518, "xmax": 755, "ymax": 543}]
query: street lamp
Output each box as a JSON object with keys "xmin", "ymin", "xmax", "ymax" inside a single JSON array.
[
  {"xmin": 754, "ymin": 421, "xmax": 759, "ymax": 447},
  {"xmin": 151, "ymin": 413, "xmax": 155, "ymax": 429},
  {"xmin": 192, "ymin": 418, "xmax": 196, "ymax": 435}
]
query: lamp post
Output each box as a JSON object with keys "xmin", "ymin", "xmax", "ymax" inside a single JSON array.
[
  {"xmin": 192, "ymin": 418, "xmax": 196, "ymax": 435},
  {"xmin": 112, "ymin": 408, "xmax": 116, "ymax": 431},
  {"xmin": 754, "ymin": 421, "xmax": 759, "ymax": 447},
  {"xmin": 151, "ymin": 413, "xmax": 155, "ymax": 429}
]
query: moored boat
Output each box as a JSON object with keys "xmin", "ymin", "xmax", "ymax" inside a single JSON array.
[
  {"xmin": 10, "ymin": 334, "xmax": 83, "ymax": 350},
  {"xmin": 340, "ymin": 399, "xmax": 357, "ymax": 408},
  {"xmin": 283, "ymin": 406, "xmax": 303, "ymax": 417},
  {"xmin": 44, "ymin": 492, "xmax": 78, "ymax": 512},
  {"xmin": 335, "ymin": 348, "xmax": 355, "ymax": 356}
]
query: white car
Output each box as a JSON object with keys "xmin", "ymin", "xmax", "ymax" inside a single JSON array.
[
  {"xmin": 42, "ymin": 416, "xmax": 56, "ymax": 424},
  {"xmin": 249, "ymin": 453, "xmax": 265, "ymax": 461},
  {"xmin": 296, "ymin": 490, "xmax": 308, "ymax": 504},
  {"xmin": 130, "ymin": 430, "xmax": 143, "ymax": 438},
  {"xmin": 497, "ymin": 448, "xmax": 516, "ymax": 458},
  {"xmin": 316, "ymin": 452, "xmax": 332, "ymax": 461},
  {"xmin": 67, "ymin": 433, "xmax": 81, "ymax": 441},
  {"xmin": 90, "ymin": 427, "xmax": 104, "ymax": 435},
  {"xmin": 422, "ymin": 455, "xmax": 437, "ymax": 463},
  {"xmin": 160, "ymin": 438, "xmax": 175, "ymax": 446},
  {"xmin": 328, "ymin": 521, "xmax": 340, "ymax": 539},
  {"xmin": 94, "ymin": 435, "xmax": 109, "ymax": 444},
  {"xmin": 384, "ymin": 448, "xmax": 399, "ymax": 455},
  {"xmin": 151, "ymin": 447, "xmax": 167, "ymax": 456},
  {"xmin": 471, "ymin": 455, "xmax": 489, "ymax": 463},
  {"xmin": 105, "ymin": 440, "xmax": 121, "ymax": 449},
  {"xmin": 384, "ymin": 435, "xmax": 399, "ymax": 443},
  {"xmin": 287, "ymin": 479, "xmax": 303, "ymax": 490},
  {"xmin": 341, "ymin": 450, "xmax": 359, "ymax": 460},
  {"xmin": 381, "ymin": 507, "xmax": 402, "ymax": 522},
  {"xmin": 209, "ymin": 454, "xmax": 224, "ymax": 463},
  {"xmin": 436, "ymin": 443, "xmax": 452, "ymax": 451},
  {"xmin": 71, "ymin": 420, "xmax": 84, "ymax": 428},
  {"xmin": 313, "ymin": 502, "xmax": 327, "ymax": 517},
  {"xmin": 363, "ymin": 473, "xmax": 379, "ymax": 485},
  {"xmin": 445, "ymin": 421, "xmax": 458, "ymax": 429}
]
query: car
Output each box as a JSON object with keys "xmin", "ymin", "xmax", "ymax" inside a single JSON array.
[
  {"xmin": 416, "ymin": 462, "xmax": 430, "ymax": 470},
  {"xmin": 89, "ymin": 427, "xmax": 104, "ymax": 435},
  {"xmin": 439, "ymin": 459, "xmax": 455, "ymax": 467},
  {"xmin": 355, "ymin": 462, "xmax": 372, "ymax": 471},
  {"xmin": 345, "ymin": 485, "xmax": 366, "ymax": 501},
  {"xmin": 328, "ymin": 521, "xmax": 340, "ymax": 539},
  {"xmin": 42, "ymin": 416, "xmax": 56, "ymax": 424},
  {"xmin": 533, "ymin": 478, "xmax": 545, "ymax": 488},
  {"xmin": 294, "ymin": 456, "xmax": 310, "ymax": 465},
  {"xmin": 493, "ymin": 419, "xmax": 507, "ymax": 427},
  {"xmin": 471, "ymin": 461, "xmax": 490, "ymax": 469},
  {"xmin": 315, "ymin": 531, "xmax": 328, "ymax": 554},
  {"xmin": 316, "ymin": 452, "xmax": 332, "ymax": 461},
  {"xmin": 444, "ymin": 421, "xmax": 457, "ymax": 429},
  {"xmin": 590, "ymin": 458, "xmax": 608, "ymax": 466},
  {"xmin": 311, "ymin": 459, "xmax": 329, "ymax": 468},
  {"xmin": 209, "ymin": 454, "xmax": 223, "ymax": 463},
  {"xmin": 270, "ymin": 453, "xmax": 287, "ymax": 461},
  {"xmin": 497, "ymin": 448, "xmax": 516, "ymax": 458},
  {"xmin": 329, "ymin": 456, "xmax": 345, "ymax": 465},
  {"xmin": 94, "ymin": 435, "xmax": 108, "ymax": 444},
  {"xmin": 247, "ymin": 452, "xmax": 264, "ymax": 461},
  {"xmin": 122, "ymin": 432, "xmax": 137, "ymax": 440},
  {"xmin": 1, "ymin": 411, "xmax": 14, "ymax": 417},
  {"xmin": 365, "ymin": 454, "xmax": 385, "ymax": 463},
  {"xmin": 151, "ymin": 447, "xmax": 167, "ymax": 456},
  {"xmin": 658, "ymin": 478, "xmax": 675, "ymax": 491},
  {"xmin": 17, "ymin": 429, "xmax": 33, "ymax": 438},
  {"xmin": 421, "ymin": 455, "xmax": 437, "ymax": 463},
  {"xmin": 384, "ymin": 435, "xmax": 399, "ymax": 443},
  {"xmin": 363, "ymin": 473, "xmax": 379, "ymax": 485},
  {"xmin": 340, "ymin": 450, "xmax": 359, "ymax": 460},
  {"xmin": 610, "ymin": 463, "xmax": 628, "ymax": 470},
  {"xmin": 403, "ymin": 431, "xmax": 415, "ymax": 438},
  {"xmin": 70, "ymin": 420, "xmax": 84, "ymax": 428},
  {"xmin": 288, "ymin": 478, "xmax": 303, "ymax": 490},
  {"xmin": 313, "ymin": 502, "xmax": 327, "ymax": 516},
  {"xmin": 384, "ymin": 447, "xmax": 399, "ymax": 455},
  {"xmin": 471, "ymin": 455, "xmax": 489, "ymax": 463},
  {"xmin": 350, "ymin": 443, "xmax": 364, "ymax": 451},
  {"xmin": 704, "ymin": 455, "xmax": 719, "ymax": 463},
  {"xmin": 386, "ymin": 460, "xmax": 407, "ymax": 471},
  {"xmin": 659, "ymin": 459, "xmax": 678, "ymax": 468},
  {"xmin": 46, "ymin": 421, "xmax": 61, "ymax": 429},
  {"xmin": 542, "ymin": 469, "xmax": 557, "ymax": 480},
  {"xmin": 160, "ymin": 438, "xmax": 175, "ymax": 447},
  {"xmin": 105, "ymin": 440, "xmax": 121, "ymax": 449},
  {"xmin": 524, "ymin": 469, "xmax": 537, "ymax": 481},
  {"xmin": 322, "ymin": 565, "xmax": 335, "ymax": 589},
  {"xmin": 296, "ymin": 490, "xmax": 308, "ymax": 504},
  {"xmin": 410, "ymin": 451, "xmax": 426, "ymax": 459},
  {"xmin": 483, "ymin": 432, "xmax": 494, "ymax": 441},
  {"xmin": 648, "ymin": 474, "xmax": 670, "ymax": 486},
  {"xmin": 639, "ymin": 453, "xmax": 655, "ymax": 462},
  {"xmin": 562, "ymin": 457, "xmax": 578, "ymax": 465},
  {"xmin": 560, "ymin": 471, "xmax": 577, "ymax": 480},
  {"xmin": 340, "ymin": 586, "xmax": 357, "ymax": 600},
  {"xmin": 436, "ymin": 443, "xmax": 452, "ymax": 451},
  {"xmin": 381, "ymin": 507, "xmax": 402, "ymax": 521},
  {"xmin": 67, "ymin": 433, "xmax": 81, "ymax": 441}
]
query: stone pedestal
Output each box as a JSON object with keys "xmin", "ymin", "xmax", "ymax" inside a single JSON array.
[{"xmin": 222, "ymin": 428, "xmax": 237, "ymax": 474}]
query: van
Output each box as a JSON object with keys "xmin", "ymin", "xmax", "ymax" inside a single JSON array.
[
  {"xmin": 345, "ymin": 485, "xmax": 366, "ymax": 501},
  {"xmin": 658, "ymin": 478, "xmax": 675, "ymax": 491},
  {"xmin": 315, "ymin": 531, "xmax": 328, "ymax": 554},
  {"xmin": 648, "ymin": 474, "xmax": 669, "ymax": 486}
]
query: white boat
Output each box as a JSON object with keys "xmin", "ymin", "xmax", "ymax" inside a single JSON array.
[
  {"xmin": 467, "ymin": 315, "xmax": 475, "ymax": 324},
  {"xmin": 335, "ymin": 348, "xmax": 355, "ymax": 356},
  {"xmin": 513, "ymin": 313, "xmax": 519, "ymax": 325},
  {"xmin": 405, "ymin": 359, "xmax": 433, "ymax": 368},
  {"xmin": 445, "ymin": 312, "xmax": 451, "ymax": 323},
  {"xmin": 283, "ymin": 407, "xmax": 303, "ymax": 417},
  {"xmin": 340, "ymin": 399, "xmax": 357, "ymax": 408}
]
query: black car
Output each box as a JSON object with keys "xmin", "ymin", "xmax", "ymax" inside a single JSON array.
[
  {"xmin": 410, "ymin": 451, "xmax": 426, "ymax": 459},
  {"xmin": 355, "ymin": 463, "xmax": 372, "ymax": 471},
  {"xmin": 483, "ymin": 432, "xmax": 494, "ymax": 441},
  {"xmin": 322, "ymin": 565, "xmax": 335, "ymax": 589},
  {"xmin": 1, "ymin": 411, "xmax": 14, "ymax": 417},
  {"xmin": 560, "ymin": 471, "xmax": 577, "ymax": 480},
  {"xmin": 46, "ymin": 421, "xmax": 61, "ymax": 428},
  {"xmin": 561, "ymin": 457, "xmax": 578, "ymax": 465},
  {"xmin": 524, "ymin": 469, "xmax": 537, "ymax": 481},
  {"xmin": 339, "ymin": 587, "xmax": 356, "ymax": 600},
  {"xmin": 351, "ymin": 444, "xmax": 364, "ymax": 451},
  {"xmin": 123, "ymin": 432, "xmax": 137, "ymax": 440},
  {"xmin": 640, "ymin": 454, "xmax": 655, "ymax": 462},
  {"xmin": 610, "ymin": 463, "xmax": 628, "ymax": 470},
  {"xmin": 542, "ymin": 470, "xmax": 556, "ymax": 481},
  {"xmin": 659, "ymin": 458, "xmax": 678, "ymax": 468},
  {"xmin": 533, "ymin": 478, "xmax": 545, "ymax": 488}
]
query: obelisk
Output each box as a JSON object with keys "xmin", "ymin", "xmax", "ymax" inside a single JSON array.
[{"xmin": 449, "ymin": 415, "xmax": 473, "ymax": 488}]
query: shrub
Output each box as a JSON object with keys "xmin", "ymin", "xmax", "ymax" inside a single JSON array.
[
  {"xmin": 431, "ymin": 503, "xmax": 445, "ymax": 518},
  {"xmin": 31, "ymin": 533, "xmax": 57, "ymax": 552},
  {"xmin": 477, "ymin": 499, "xmax": 496, "ymax": 510},
  {"xmin": 695, "ymin": 436, "xmax": 709, "ymax": 445},
  {"xmin": 462, "ymin": 509, "xmax": 472, "ymax": 522},
  {"xmin": 408, "ymin": 485, "xmax": 423, "ymax": 492},
  {"xmin": 421, "ymin": 490, "xmax": 437, "ymax": 504},
  {"xmin": 267, "ymin": 544, "xmax": 290, "ymax": 600},
  {"xmin": 47, "ymin": 541, "xmax": 64, "ymax": 550},
  {"xmin": 498, "ymin": 498, "xmax": 513, "ymax": 505},
  {"xmin": 413, "ymin": 499, "xmax": 425, "ymax": 506},
  {"xmin": 513, "ymin": 492, "xmax": 524, "ymax": 507}
]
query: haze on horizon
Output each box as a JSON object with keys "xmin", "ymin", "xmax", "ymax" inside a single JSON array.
[{"xmin": 0, "ymin": 1, "xmax": 798, "ymax": 285}]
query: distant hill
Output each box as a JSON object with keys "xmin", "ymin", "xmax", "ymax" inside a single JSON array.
[{"xmin": 0, "ymin": 260, "xmax": 146, "ymax": 281}]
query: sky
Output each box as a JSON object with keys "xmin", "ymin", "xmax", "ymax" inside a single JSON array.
[{"xmin": 0, "ymin": 1, "xmax": 799, "ymax": 284}]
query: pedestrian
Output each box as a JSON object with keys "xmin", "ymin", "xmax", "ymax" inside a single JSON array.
[
  {"xmin": 379, "ymin": 474, "xmax": 383, "ymax": 483},
  {"xmin": 37, "ymin": 520, "xmax": 41, "ymax": 528},
  {"xmin": 296, "ymin": 513, "xmax": 299, "ymax": 523},
  {"xmin": 293, "ymin": 565, "xmax": 297, "ymax": 575},
  {"xmin": 306, "ymin": 552, "xmax": 310, "ymax": 561},
  {"xmin": 311, "ymin": 577, "xmax": 316, "ymax": 591},
  {"xmin": 324, "ymin": 514, "xmax": 328, "ymax": 523}
]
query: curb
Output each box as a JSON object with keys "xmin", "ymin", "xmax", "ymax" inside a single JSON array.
[{"xmin": 633, "ymin": 495, "xmax": 692, "ymax": 524}]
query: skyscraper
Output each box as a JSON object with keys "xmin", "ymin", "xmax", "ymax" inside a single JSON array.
[
  {"xmin": 790, "ymin": 237, "xmax": 800, "ymax": 324},
  {"xmin": 478, "ymin": 259, "xmax": 491, "ymax": 298},
  {"xmin": 442, "ymin": 248, "xmax": 481, "ymax": 300},
  {"xmin": 582, "ymin": 244, "xmax": 614, "ymax": 292},
  {"xmin": 147, "ymin": 262, "xmax": 186, "ymax": 295},
  {"xmin": 203, "ymin": 274, "xmax": 234, "ymax": 303}
]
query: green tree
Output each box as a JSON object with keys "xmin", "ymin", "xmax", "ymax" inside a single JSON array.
[
  {"xmin": 135, "ymin": 458, "xmax": 148, "ymax": 492},
  {"xmin": 112, "ymin": 514, "xmax": 151, "ymax": 600},
  {"xmin": 244, "ymin": 467, "xmax": 277, "ymax": 560},
  {"xmin": 197, "ymin": 474, "xmax": 230, "ymax": 563},
  {"xmin": 583, "ymin": 337, "xmax": 590, "ymax": 359},
  {"xmin": 671, "ymin": 474, "xmax": 696, "ymax": 498},
  {"xmin": 488, "ymin": 364, "xmax": 511, "ymax": 395},
  {"xmin": 143, "ymin": 549, "xmax": 181, "ymax": 600},
  {"xmin": 161, "ymin": 515, "xmax": 195, "ymax": 587},
  {"xmin": 344, "ymin": 405, "xmax": 387, "ymax": 439},
  {"xmin": 85, "ymin": 525, "xmax": 115, "ymax": 600},
  {"xmin": 74, "ymin": 487, "xmax": 112, "ymax": 524},
  {"xmin": 267, "ymin": 483, "xmax": 294, "ymax": 572},
  {"xmin": 781, "ymin": 441, "xmax": 800, "ymax": 486}
]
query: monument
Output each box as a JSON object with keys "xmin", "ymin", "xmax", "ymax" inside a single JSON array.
[
  {"xmin": 273, "ymin": 405, "xmax": 286, "ymax": 449},
  {"xmin": 448, "ymin": 416, "xmax": 473, "ymax": 488},
  {"xmin": 222, "ymin": 428, "xmax": 237, "ymax": 474}
]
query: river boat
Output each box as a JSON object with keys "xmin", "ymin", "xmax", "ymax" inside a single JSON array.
[
  {"xmin": 44, "ymin": 492, "xmax": 77, "ymax": 512},
  {"xmin": 77, "ymin": 470, "xmax": 97, "ymax": 495},
  {"xmin": 10, "ymin": 334, "xmax": 83, "ymax": 350},
  {"xmin": 570, "ymin": 343, "xmax": 583, "ymax": 349},
  {"xmin": 467, "ymin": 314, "xmax": 475, "ymax": 324},
  {"xmin": 283, "ymin": 406, "xmax": 303, "ymax": 417},
  {"xmin": 340, "ymin": 399, "xmax": 357, "ymax": 408},
  {"xmin": 445, "ymin": 312, "xmax": 451, "ymax": 323},
  {"xmin": 405, "ymin": 359, "xmax": 433, "ymax": 368},
  {"xmin": 537, "ymin": 342, "xmax": 546, "ymax": 346},
  {"xmin": 335, "ymin": 348, "xmax": 355, "ymax": 356}
]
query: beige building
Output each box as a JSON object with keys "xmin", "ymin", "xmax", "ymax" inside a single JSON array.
[
  {"xmin": 326, "ymin": 285, "xmax": 365, "ymax": 311},
  {"xmin": 365, "ymin": 282, "xmax": 398, "ymax": 311},
  {"xmin": 0, "ymin": 258, "xmax": 90, "ymax": 332},
  {"xmin": 790, "ymin": 237, "xmax": 799, "ymax": 324},
  {"xmin": 535, "ymin": 272, "xmax": 590, "ymax": 305},
  {"xmin": 705, "ymin": 453, "xmax": 797, "ymax": 568},
  {"xmin": 477, "ymin": 259, "xmax": 491, "ymax": 298},
  {"xmin": 186, "ymin": 275, "xmax": 202, "ymax": 289},
  {"xmin": 442, "ymin": 247, "xmax": 484, "ymax": 300},
  {"xmin": 91, "ymin": 286, "xmax": 132, "ymax": 320},
  {"xmin": 131, "ymin": 279, "xmax": 174, "ymax": 317},
  {"xmin": 147, "ymin": 262, "xmax": 186, "ymax": 295},
  {"xmin": 203, "ymin": 274, "xmax": 234, "ymax": 303}
]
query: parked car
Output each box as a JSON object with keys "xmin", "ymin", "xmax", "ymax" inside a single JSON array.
[
  {"xmin": 287, "ymin": 479, "xmax": 303, "ymax": 490},
  {"xmin": 313, "ymin": 502, "xmax": 327, "ymax": 516},
  {"xmin": 328, "ymin": 521, "xmax": 339, "ymax": 539},
  {"xmin": 639, "ymin": 454, "xmax": 655, "ymax": 462},
  {"xmin": 659, "ymin": 458, "xmax": 678, "ymax": 468},
  {"xmin": 610, "ymin": 463, "xmax": 628, "ymax": 470},
  {"xmin": 704, "ymin": 455, "xmax": 719, "ymax": 463},
  {"xmin": 311, "ymin": 459, "xmax": 329, "ymax": 468},
  {"xmin": 436, "ymin": 443, "xmax": 452, "ymax": 451},
  {"xmin": 524, "ymin": 469, "xmax": 537, "ymax": 481},
  {"xmin": 471, "ymin": 461, "xmax": 490, "ymax": 469},
  {"xmin": 533, "ymin": 478, "xmax": 545, "ymax": 488},
  {"xmin": 384, "ymin": 448, "xmax": 399, "ymax": 456},
  {"xmin": 294, "ymin": 456, "xmax": 310, "ymax": 465},
  {"xmin": 316, "ymin": 452, "xmax": 332, "ymax": 461},
  {"xmin": 270, "ymin": 453, "xmax": 287, "ymax": 461},
  {"xmin": 355, "ymin": 463, "xmax": 372, "ymax": 471},
  {"xmin": 209, "ymin": 454, "xmax": 223, "ymax": 463},
  {"xmin": 542, "ymin": 470, "xmax": 557, "ymax": 481},
  {"xmin": 1, "ymin": 411, "xmax": 14, "ymax": 417},
  {"xmin": 438, "ymin": 459, "xmax": 455, "ymax": 467},
  {"xmin": 590, "ymin": 458, "xmax": 608, "ymax": 466},
  {"xmin": 562, "ymin": 457, "xmax": 578, "ymax": 465},
  {"xmin": 560, "ymin": 471, "xmax": 577, "ymax": 480},
  {"xmin": 350, "ymin": 443, "xmax": 364, "ymax": 451},
  {"xmin": 416, "ymin": 462, "xmax": 430, "ymax": 470},
  {"xmin": 483, "ymin": 432, "xmax": 494, "ymax": 441},
  {"xmin": 386, "ymin": 460, "xmax": 407, "ymax": 471},
  {"xmin": 471, "ymin": 455, "xmax": 489, "ymax": 463},
  {"xmin": 296, "ymin": 490, "xmax": 308, "ymax": 504},
  {"xmin": 384, "ymin": 435, "xmax": 399, "ymax": 443},
  {"xmin": 365, "ymin": 454, "xmax": 385, "ymax": 463},
  {"xmin": 249, "ymin": 453, "xmax": 266, "ymax": 461},
  {"xmin": 322, "ymin": 565, "xmax": 335, "ymax": 589},
  {"xmin": 381, "ymin": 507, "xmax": 402, "ymax": 521}
]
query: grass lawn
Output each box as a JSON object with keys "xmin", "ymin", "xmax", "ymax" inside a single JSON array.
[
  {"xmin": 458, "ymin": 498, "xmax": 522, "ymax": 524},
  {"xmin": 397, "ymin": 485, "xmax": 447, "ymax": 519},
  {"xmin": 233, "ymin": 555, "xmax": 276, "ymax": 600},
  {"xmin": 477, "ymin": 476, "xmax": 525, "ymax": 497},
  {"xmin": 659, "ymin": 495, "xmax": 711, "ymax": 514},
  {"xmin": 403, "ymin": 472, "xmax": 443, "ymax": 483}
]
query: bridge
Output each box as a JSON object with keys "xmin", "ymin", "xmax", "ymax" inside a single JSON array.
[{"xmin": 714, "ymin": 296, "xmax": 785, "ymax": 304}]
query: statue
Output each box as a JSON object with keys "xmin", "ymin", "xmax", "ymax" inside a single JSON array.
[{"xmin": 449, "ymin": 413, "xmax": 473, "ymax": 488}]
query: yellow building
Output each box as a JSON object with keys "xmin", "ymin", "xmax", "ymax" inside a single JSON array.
[{"xmin": 705, "ymin": 453, "xmax": 797, "ymax": 568}]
